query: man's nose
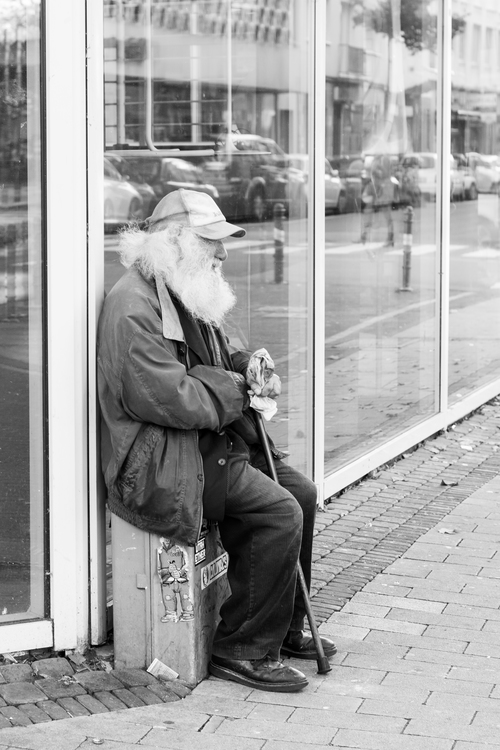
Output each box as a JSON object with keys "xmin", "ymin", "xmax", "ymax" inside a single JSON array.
[{"xmin": 215, "ymin": 243, "xmax": 228, "ymax": 261}]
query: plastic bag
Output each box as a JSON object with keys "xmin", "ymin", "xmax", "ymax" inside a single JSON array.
[{"xmin": 246, "ymin": 348, "xmax": 278, "ymax": 421}]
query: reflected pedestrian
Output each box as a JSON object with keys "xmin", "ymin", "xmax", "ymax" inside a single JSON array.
[{"xmin": 360, "ymin": 156, "xmax": 394, "ymax": 247}]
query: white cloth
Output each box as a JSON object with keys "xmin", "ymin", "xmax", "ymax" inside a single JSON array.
[{"xmin": 246, "ymin": 348, "xmax": 278, "ymax": 421}]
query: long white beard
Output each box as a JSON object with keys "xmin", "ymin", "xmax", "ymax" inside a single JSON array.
[
  {"xmin": 168, "ymin": 237, "xmax": 236, "ymax": 327},
  {"xmin": 119, "ymin": 224, "xmax": 236, "ymax": 327}
]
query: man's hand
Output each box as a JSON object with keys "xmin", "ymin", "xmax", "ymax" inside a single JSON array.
[{"xmin": 248, "ymin": 373, "xmax": 281, "ymax": 399}]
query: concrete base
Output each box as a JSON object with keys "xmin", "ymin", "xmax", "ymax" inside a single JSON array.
[{"xmin": 111, "ymin": 514, "xmax": 229, "ymax": 685}]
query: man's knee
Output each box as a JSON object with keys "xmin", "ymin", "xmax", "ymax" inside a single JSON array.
[{"xmin": 278, "ymin": 466, "xmax": 317, "ymax": 514}]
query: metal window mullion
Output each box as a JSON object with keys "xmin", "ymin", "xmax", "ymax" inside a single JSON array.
[
  {"xmin": 436, "ymin": 0, "xmax": 452, "ymax": 415},
  {"xmin": 87, "ymin": 0, "xmax": 107, "ymax": 647},
  {"xmin": 144, "ymin": 0, "xmax": 157, "ymax": 151},
  {"xmin": 311, "ymin": 0, "xmax": 326, "ymax": 504},
  {"xmin": 45, "ymin": 0, "xmax": 89, "ymax": 651}
]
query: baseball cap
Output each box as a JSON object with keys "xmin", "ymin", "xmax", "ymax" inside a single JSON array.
[{"xmin": 145, "ymin": 188, "xmax": 246, "ymax": 239}]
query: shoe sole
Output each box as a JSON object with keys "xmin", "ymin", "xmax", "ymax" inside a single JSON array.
[
  {"xmin": 208, "ymin": 661, "xmax": 308, "ymax": 692},
  {"xmin": 280, "ymin": 645, "xmax": 337, "ymax": 660}
]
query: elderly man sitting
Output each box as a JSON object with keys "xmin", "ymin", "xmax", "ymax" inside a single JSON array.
[{"xmin": 97, "ymin": 189, "xmax": 336, "ymax": 693}]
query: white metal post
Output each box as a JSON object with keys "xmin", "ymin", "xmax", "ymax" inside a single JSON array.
[
  {"xmin": 436, "ymin": 0, "xmax": 452, "ymax": 415},
  {"xmin": 45, "ymin": 0, "xmax": 89, "ymax": 652},
  {"xmin": 87, "ymin": 0, "xmax": 108, "ymax": 646},
  {"xmin": 311, "ymin": 0, "xmax": 326, "ymax": 504}
]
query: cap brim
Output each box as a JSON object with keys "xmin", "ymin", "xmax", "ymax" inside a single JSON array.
[{"xmin": 193, "ymin": 221, "xmax": 246, "ymax": 240}]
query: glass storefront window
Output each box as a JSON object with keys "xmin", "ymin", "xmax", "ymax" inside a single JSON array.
[
  {"xmin": 103, "ymin": 0, "xmax": 313, "ymax": 474},
  {"xmin": 449, "ymin": 1, "xmax": 500, "ymax": 402},
  {"xmin": 0, "ymin": 0, "xmax": 46, "ymax": 621},
  {"xmin": 324, "ymin": 0, "xmax": 439, "ymax": 472}
]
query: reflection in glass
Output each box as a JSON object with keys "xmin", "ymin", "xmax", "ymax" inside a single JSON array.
[
  {"xmin": 449, "ymin": 2, "xmax": 500, "ymax": 402},
  {"xmin": 104, "ymin": 1, "xmax": 312, "ymax": 474},
  {"xmin": 0, "ymin": 0, "xmax": 46, "ymax": 621},
  {"xmin": 324, "ymin": 0, "xmax": 440, "ymax": 471}
]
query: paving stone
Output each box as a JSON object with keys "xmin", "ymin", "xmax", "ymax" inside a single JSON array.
[
  {"xmin": 73, "ymin": 670, "xmax": 123, "ymax": 693},
  {"xmin": 343, "ymin": 653, "xmax": 450, "ymax": 678},
  {"xmin": 111, "ymin": 687, "xmax": 146, "ymax": 707},
  {"xmin": 425, "ymin": 692, "xmax": 500, "ymax": 714},
  {"xmin": 37, "ymin": 677, "xmax": 87, "ymax": 699},
  {"xmin": 424, "ymin": 624, "xmax": 500, "ymax": 643},
  {"xmin": 93, "ymin": 690, "xmax": 129, "ymax": 711},
  {"xmin": 163, "ymin": 679, "xmax": 191, "ymax": 698},
  {"xmin": 146, "ymin": 681, "xmax": 183, "ymax": 702},
  {"xmin": 0, "ymin": 681, "xmax": 46, "ymax": 704},
  {"xmin": 56, "ymin": 696, "xmax": 91, "ymax": 716},
  {"xmin": 18, "ymin": 703, "xmax": 52, "ymax": 723},
  {"xmin": 386, "ymin": 608, "xmax": 484, "ymax": 630},
  {"xmin": 75, "ymin": 693, "xmax": 110, "ymax": 714},
  {"xmin": 129, "ymin": 685, "xmax": 164, "ymax": 705},
  {"xmin": 364, "ymin": 630, "xmax": 467, "ymax": 653},
  {"xmin": 0, "ymin": 713, "xmax": 11, "ymax": 728},
  {"xmin": 326, "ymin": 612, "xmax": 426, "ymax": 636},
  {"xmin": 112, "ymin": 668, "xmax": 157, "ymax": 688},
  {"xmin": 381, "ymin": 672, "xmax": 493, "ymax": 697},
  {"xmin": 404, "ymin": 717, "xmax": 500, "ymax": 744},
  {"xmin": 32, "ymin": 657, "xmax": 74, "ymax": 679},
  {"xmin": 289, "ymin": 706, "xmax": 408, "ymax": 733},
  {"xmin": 213, "ymin": 716, "xmax": 336, "ymax": 744},
  {"xmin": 37, "ymin": 699, "xmax": 72, "ymax": 720},
  {"xmin": 0, "ymin": 697, "xmax": 5, "ymax": 707},
  {"xmin": 0, "ymin": 664, "xmax": 33, "ymax": 683},
  {"xmin": 0, "ymin": 705, "xmax": 33, "ymax": 727}
]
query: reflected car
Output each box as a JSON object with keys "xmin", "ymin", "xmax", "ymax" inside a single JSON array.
[
  {"xmin": 465, "ymin": 153, "xmax": 500, "ymax": 194},
  {"xmin": 453, "ymin": 154, "xmax": 478, "ymax": 200},
  {"xmin": 105, "ymin": 152, "xmax": 158, "ymax": 216},
  {"xmin": 329, "ymin": 155, "xmax": 364, "ymax": 210},
  {"xmin": 112, "ymin": 152, "xmax": 220, "ymax": 209},
  {"xmin": 202, "ymin": 134, "xmax": 292, "ymax": 222},
  {"xmin": 400, "ymin": 152, "xmax": 465, "ymax": 205},
  {"xmin": 287, "ymin": 155, "xmax": 347, "ymax": 215},
  {"xmin": 104, "ymin": 157, "xmax": 144, "ymax": 233}
]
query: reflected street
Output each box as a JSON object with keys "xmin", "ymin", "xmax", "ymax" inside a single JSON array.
[{"xmin": 104, "ymin": 195, "xmax": 500, "ymax": 465}]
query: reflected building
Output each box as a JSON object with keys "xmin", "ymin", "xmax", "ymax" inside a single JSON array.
[{"xmin": 451, "ymin": 0, "xmax": 500, "ymax": 154}]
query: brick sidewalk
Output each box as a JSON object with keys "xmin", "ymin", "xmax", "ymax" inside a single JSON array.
[
  {"xmin": 309, "ymin": 396, "xmax": 500, "ymax": 622},
  {"xmin": 0, "ymin": 400, "xmax": 499, "ymax": 748},
  {"xmin": 0, "ymin": 663, "xmax": 191, "ymax": 729}
]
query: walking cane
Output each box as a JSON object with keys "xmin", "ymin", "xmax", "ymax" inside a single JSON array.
[{"xmin": 253, "ymin": 410, "xmax": 332, "ymax": 675}]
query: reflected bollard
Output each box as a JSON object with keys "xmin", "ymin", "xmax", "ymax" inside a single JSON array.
[
  {"xmin": 1, "ymin": 222, "xmax": 28, "ymax": 321},
  {"xmin": 399, "ymin": 205, "xmax": 413, "ymax": 292},
  {"xmin": 273, "ymin": 202, "xmax": 286, "ymax": 284}
]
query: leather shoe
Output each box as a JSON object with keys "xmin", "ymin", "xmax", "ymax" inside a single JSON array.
[
  {"xmin": 280, "ymin": 630, "xmax": 337, "ymax": 660},
  {"xmin": 209, "ymin": 654, "xmax": 308, "ymax": 692}
]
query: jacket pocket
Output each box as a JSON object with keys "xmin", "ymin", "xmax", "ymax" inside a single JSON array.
[
  {"xmin": 118, "ymin": 423, "xmax": 164, "ymax": 498},
  {"xmin": 117, "ymin": 423, "xmax": 193, "ymax": 528}
]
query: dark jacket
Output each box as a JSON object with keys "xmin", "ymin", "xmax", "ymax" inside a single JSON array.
[{"xmin": 97, "ymin": 267, "xmax": 255, "ymax": 545}]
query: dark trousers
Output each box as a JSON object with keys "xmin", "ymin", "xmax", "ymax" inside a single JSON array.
[{"xmin": 211, "ymin": 436, "xmax": 317, "ymax": 661}]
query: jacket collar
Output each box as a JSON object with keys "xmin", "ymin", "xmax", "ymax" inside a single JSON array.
[
  {"xmin": 172, "ymin": 298, "xmax": 212, "ymax": 366},
  {"xmin": 154, "ymin": 273, "xmax": 185, "ymax": 342}
]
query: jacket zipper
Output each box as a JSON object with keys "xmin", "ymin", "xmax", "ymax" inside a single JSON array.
[
  {"xmin": 179, "ymin": 340, "xmax": 204, "ymax": 542},
  {"xmin": 194, "ymin": 430, "xmax": 204, "ymax": 542}
]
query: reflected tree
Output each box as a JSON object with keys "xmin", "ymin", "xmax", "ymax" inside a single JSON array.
[
  {"xmin": 350, "ymin": 0, "xmax": 466, "ymax": 153},
  {"xmin": 352, "ymin": 0, "xmax": 466, "ymax": 53}
]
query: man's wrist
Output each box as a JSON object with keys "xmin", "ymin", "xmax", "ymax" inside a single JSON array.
[{"xmin": 228, "ymin": 371, "xmax": 251, "ymax": 408}]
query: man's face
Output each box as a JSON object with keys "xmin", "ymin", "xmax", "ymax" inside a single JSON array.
[
  {"xmin": 196, "ymin": 236, "xmax": 228, "ymax": 266},
  {"xmin": 167, "ymin": 228, "xmax": 236, "ymax": 326}
]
